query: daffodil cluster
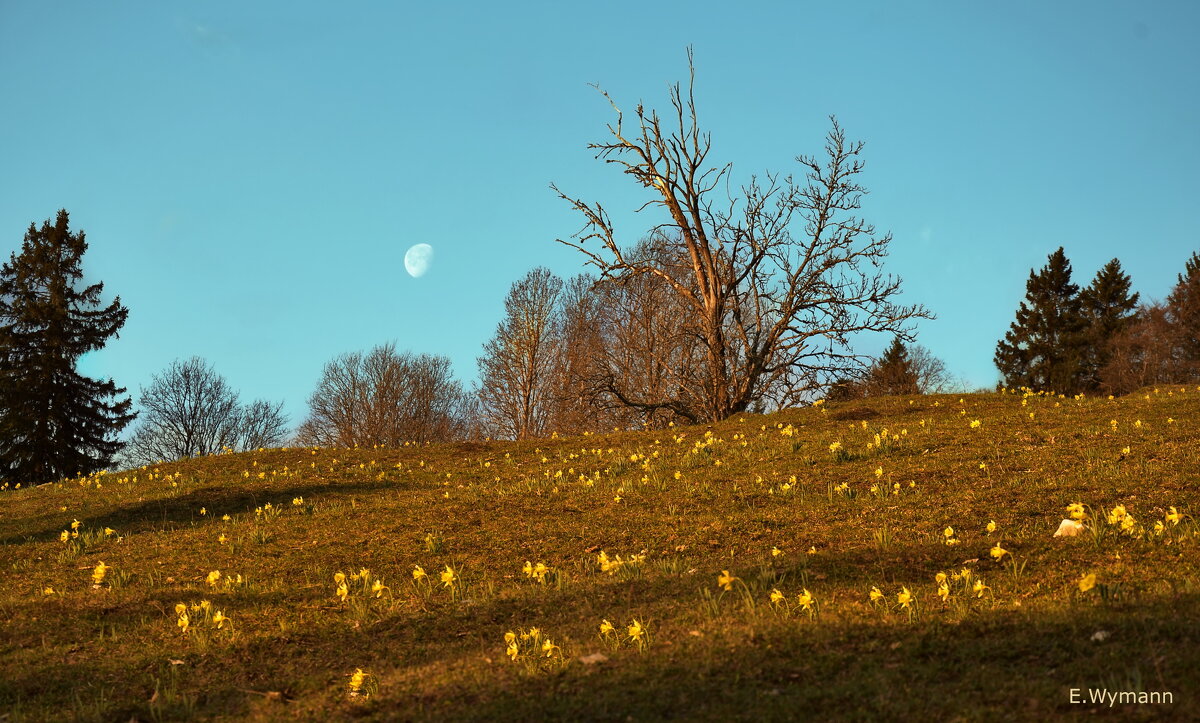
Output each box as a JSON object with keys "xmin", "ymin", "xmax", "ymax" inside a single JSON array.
[
  {"xmin": 503, "ymin": 627, "xmax": 565, "ymax": 667},
  {"xmin": 174, "ymin": 599, "xmax": 231, "ymax": 635}
]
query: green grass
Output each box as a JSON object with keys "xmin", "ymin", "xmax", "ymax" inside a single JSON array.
[{"xmin": 2, "ymin": 387, "xmax": 1199, "ymax": 721}]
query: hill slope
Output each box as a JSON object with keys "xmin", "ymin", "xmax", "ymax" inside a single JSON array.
[{"xmin": 3, "ymin": 389, "xmax": 1200, "ymax": 721}]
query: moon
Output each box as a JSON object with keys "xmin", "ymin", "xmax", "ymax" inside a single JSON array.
[{"xmin": 404, "ymin": 243, "xmax": 434, "ymax": 278}]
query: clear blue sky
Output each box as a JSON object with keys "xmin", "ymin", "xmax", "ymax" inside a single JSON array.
[{"xmin": 2, "ymin": 1, "xmax": 1197, "ymax": 430}]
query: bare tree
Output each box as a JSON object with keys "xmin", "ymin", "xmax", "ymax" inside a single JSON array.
[
  {"xmin": 1099, "ymin": 304, "xmax": 1180, "ymax": 394},
  {"xmin": 553, "ymin": 51, "xmax": 930, "ymax": 422},
  {"xmin": 908, "ymin": 344, "xmax": 957, "ymax": 394},
  {"xmin": 238, "ymin": 399, "xmax": 290, "ymax": 450},
  {"xmin": 124, "ymin": 357, "xmax": 289, "ymax": 465},
  {"xmin": 296, "ymin": 343, "xmax": 469, "ymax": 447},
  {"xmin": 588, "ymin": 233, "xmax": 705, "ymax": 427},
  {"xmin": 476, "ymin": 268, "xmax": 563, "ymax": 440}
]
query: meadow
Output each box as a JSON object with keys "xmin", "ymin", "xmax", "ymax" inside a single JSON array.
[{"xmin": 2, "ymin": 387, "xmax": 1199, "ymax": 721}]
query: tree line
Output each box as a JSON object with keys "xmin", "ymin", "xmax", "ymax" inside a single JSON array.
[
  {"xmin": 995, "ymin": 248, "xmax": 1199, "ymax": 395},
  {"xmin": 4, "ymin": 54, "xmax": 1194, "ymax": 485}
]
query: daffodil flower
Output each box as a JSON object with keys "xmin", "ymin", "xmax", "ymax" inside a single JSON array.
[
  {"xmin": 348, "ymin": 668, "xmax": 365, "ymax": 696},
  {"xmin": 627, "ymin": 619, "xmax": 645, "ymax": 642},
  {"xmin": 897, "ymin": 587, "xmax": 912, "ymax": 609}
]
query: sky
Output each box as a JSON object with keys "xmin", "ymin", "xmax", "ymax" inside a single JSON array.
[{"xmin": 2, "ymin": 1, "xmax": 1198, "ymax": 431}]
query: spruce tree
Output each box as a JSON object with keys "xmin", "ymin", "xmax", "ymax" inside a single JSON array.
[
  {"xmin": 994, "ymin": 247, "xmax": 1087, "ymax": 394},
  {"xmin": 0, "ymin": 211, "xmax": 135, "ymax": 485},
  {"xmin": 1165, "ymin": 251, "xmax": 1200, "ymax": 377},
  {"xmin": 1079, "ymin": 259, "xmax": 1139, "ymax": 390},
  {"xmin": 867, "ymin": 337, "xmax": 919, "ymax": 395}
]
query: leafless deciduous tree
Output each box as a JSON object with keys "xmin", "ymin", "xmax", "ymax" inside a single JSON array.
[
  {"xmin": 124, "ymin": 357, "xmax": 289, "ymax": 465},
  {"xmin": 586, "ymin": 233, "xmax": 704, "ymax": 427},
  {"xmin": 547, "ymin": 272, "xmax": 626, "ymax": 434},
  {"xmin": 476, "ymin": 268, "xmax": 563, "ymax": 440},
  {"xmin": 553, "ymin": 51, "xmax": 931, "ymax": 422},
  {"xmin": 1099, "ymin": 304, "xmax": 1181, "ymax": 394},
  {"xmin": 296, "ymin": 343, "xmax": 469, "ymax": 447}
]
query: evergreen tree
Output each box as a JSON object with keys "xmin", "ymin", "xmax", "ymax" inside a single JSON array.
[
  {"xmin": 1165, "ymin": 251, "xmax": 1200, "ymax": 377},
  {"xmin": 0, "ymin": 211, "xmax": 134, "ymax": 484},
  {"xmin": 1079, "ymin": 258, "xmax": 1139, "ymax": 390},
  {"xmin": 866, "ymin": 337, "xmax": 919, "ymax": 395},
  {"xmin": 994, "ymin": 247, "xmax": 1087, "ymax": 394}
]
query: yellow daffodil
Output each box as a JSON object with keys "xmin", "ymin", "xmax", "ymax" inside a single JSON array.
[
  {"xmin": 897, "ymin": 587, "xmax": 912, "ymax": 609},
  {"xmin": 212, "ymin": 610, "xmax": 228, "ymax": 628},
  {"xmin": 935, "ymin": 572, "xmax": 947, "ymax": 584},
  {"xmin": 71, "ymin": 519, "xmax": 81, "ymax": 530},
  {"xmin": 334, "ymin": 572, "xmax": 346, "ymax": 585},
  {"xmin": 507, "ymin": 642, "xmax": 519, "ymax": 661},
  {"xmin": 336, "ymin": 582, "xmax": 348, "ymax": 602},
  {"xmin": 627, "ymin": 619, "xmax": 644, "ymax": 642},
  {"xmin": 990, "ymin": 544, "xmax": 1008, "ymax": 561},
  {"xmin": 599, "ymin": 619, "xmax": 615, "ymax": 636},
  {"xmin": 869, "ymin": 586, "xmax": 883, "ymax": 603},
  {"xmin": 207, "ymin": 570, "xmax": 221, "ymax": 587},
  {"xmin": 440, "ymin": 565, "xmax": 456, "ymax": 588},
  {"xmin": 771, "ymin": 546, "xmax": 782, "ymax": 557},
  {"xmin": 797, "ymin": 589, "xmax": 814, "ymax": 611},
  {"xmin": 60, "ymin": 530, "xmax": 69, "ymax": 542},
  {"xmin": 412, "ymin": 565, "xmax": 427, "ymax": 581},
  {"xmin": 1079, "ymin": 573, "xmax": 1096, "ymax": 592},
  {"xmin": 92, "ymin": 562, "xmax": 109, "ymax": 586},
  {"xmin": 770, "ymin": 588, "xmax": 785, "ymax": 605},
  {"xmin": 541, "ymin": 638, "xmax": 560, "ymax": 657},
  {"xmin": 717, "ymin": 570, "xmax": 738, "ymax": 591},
  {"xmin": 348, "ymin": 668, "xmax": 365, "ymax": 696},
  {"xmin": 1166, "ymin": 507, "xmax": 1183, "ymax": 525},
  {"xmin": 938, "ymin": 582, "xmax": 950, "ymax": 602},
  {"xmin": 986, "ymin": 520, "xmax": 997, "ymax": 534},
  {"xmin": 104, "ymin": 527, "xmax": 115, "ymax": 536},
  {"xmin": 1067, "ymin": 502, "xmax": 1086, "ymax": 520},
  {"xmin": 42, "ymin": 586, "xmax": 55, "ymax": 596}
]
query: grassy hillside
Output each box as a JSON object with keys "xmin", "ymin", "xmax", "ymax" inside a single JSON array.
[{"xmin": 3, "ymin": 388, "xmax": 1200, "ymax": 721}]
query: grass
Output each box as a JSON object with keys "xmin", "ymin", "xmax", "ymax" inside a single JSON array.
[{"xmin": 2, "ymin": 387, "xmax": 1199, "ymax": 721}]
